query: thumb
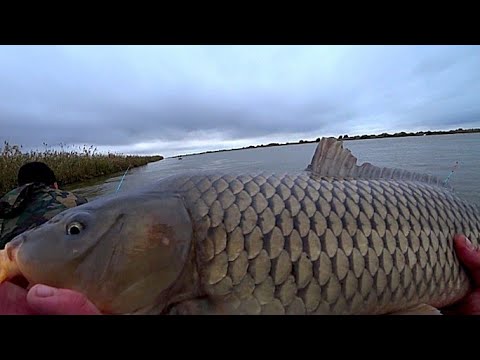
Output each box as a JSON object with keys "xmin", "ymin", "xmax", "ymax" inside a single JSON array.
[
  {"xmin": 26, "ymin": 284, "xmax": 102, "ymax": 315},
  {"xmin": 454, "ymin": 234, "xmax": 480, "ymax": 286}
]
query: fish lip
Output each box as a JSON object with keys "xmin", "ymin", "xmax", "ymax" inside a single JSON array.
[
  {"xmin": 5, "ymin": 235, "xmax": 24, "ymax": 262},
  {"xmin": 6, "ymin": 243, "xmax": 16, "ymax": 263},
  {"xmin": 0, "ymin": 236, "xmax": 24, "ymax": 284},
  {"xmin": 2, "ymin": 238, "xmax": 32, "ymax": 290}
]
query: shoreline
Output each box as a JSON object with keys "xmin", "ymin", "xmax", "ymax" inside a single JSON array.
[
  {"xmin": 170, "ymin": 128, "xmax": 480, "ymax": 158},
  {"xmin": 0, "ymin": 142, "xmax": 164, "ymax": 197},
  {"xmin": 3, "ymin": 127, "xmax": 477, "ymax": 196}
]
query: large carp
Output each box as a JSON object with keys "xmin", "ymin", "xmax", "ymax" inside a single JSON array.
[{"xmin": 0, "ymin": 138, "xmax": 479, "ymax": 315}]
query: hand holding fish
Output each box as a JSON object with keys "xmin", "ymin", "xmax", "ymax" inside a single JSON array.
[
  {"xmin": 441, "ymin": 234, "xmax": 480, "ymax": 315},
  {"xmin": 0, "ymin": 282, "xmax": 101, "ymax": 315}
]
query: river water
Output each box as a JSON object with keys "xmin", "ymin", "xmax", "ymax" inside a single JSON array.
[{"xmin": 69, "ymin": 133, "xmax": 480, "ymax": 207}]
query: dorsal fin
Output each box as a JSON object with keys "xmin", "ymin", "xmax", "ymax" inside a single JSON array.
[{"xmin": 306, "ymin": 137, "xmax": 450, "ymax": 188}]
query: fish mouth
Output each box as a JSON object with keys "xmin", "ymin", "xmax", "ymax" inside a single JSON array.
[
  {"xmin": 0, "ymin": 238, "xmax": 23, "ymax": 286},
  {"xmin": 9, "ymin": 274, "xmax": 31, "ymax": 290}
]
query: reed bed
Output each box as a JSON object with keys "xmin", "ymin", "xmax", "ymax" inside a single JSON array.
[{"xmin": 0, "ymin": 142, "xmax": 163, "ymax": 197}]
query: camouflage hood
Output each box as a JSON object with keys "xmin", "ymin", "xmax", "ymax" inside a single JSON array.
[{"xmin": 0, "ymin": 183, "xmax": 44, "ymax": 219}]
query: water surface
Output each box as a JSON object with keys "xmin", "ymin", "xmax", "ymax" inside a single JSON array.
[{"xmin": 69, "ymin": 133, "xmax": 480, "ymax": 206}]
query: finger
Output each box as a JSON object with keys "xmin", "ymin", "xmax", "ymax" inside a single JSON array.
[
  {"xmin": 26, "ymin": 284, "xmax": 102, "ymax": 315},
  {"xmin": 453, "ymin": 234, "xmax": 480, "ymax": 286},
  {"xmin": 442, "ymin": 292, "xmax": 480, "ymax": 315},
  {"xmin": 0, "ymin": 282, "xmax": 35, "ymax": 315}
]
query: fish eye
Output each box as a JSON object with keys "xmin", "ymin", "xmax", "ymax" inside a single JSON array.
[{"xmin": 67, "ymin": 222, "xmax": 84, "ymax": 235}]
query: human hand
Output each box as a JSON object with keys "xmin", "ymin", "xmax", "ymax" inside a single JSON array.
[
  {"xmin": 0, "ymin": 282, "xmax": 101, "ymax": 315},
  {"xmin": 442, "ymin": 234, "xmax": 480, "ymax": 315}
]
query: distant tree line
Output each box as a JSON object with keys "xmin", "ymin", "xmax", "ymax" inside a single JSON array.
[
  {"xmin": 172, "ymin": 127, "xmax": 480, "ymax": 158},
  {"xmin": 337, "ymin": 128, "xmax": 479, "ymax": 141}
]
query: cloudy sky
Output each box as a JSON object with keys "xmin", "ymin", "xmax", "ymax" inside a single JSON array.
[{"xmin": 1, "ymin": 45, "xmax": 479, "ymax": 157}]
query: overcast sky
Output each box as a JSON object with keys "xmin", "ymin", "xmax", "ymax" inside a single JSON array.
[{"xmin": 1, "ymin": 45, "xmax": 479, "ymax": 157}]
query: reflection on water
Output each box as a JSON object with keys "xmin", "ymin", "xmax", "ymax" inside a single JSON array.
[{"xmin": 69, "ymin": 133, "xmax": 480, "ymax": 207}]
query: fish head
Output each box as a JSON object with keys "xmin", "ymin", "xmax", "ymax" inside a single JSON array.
[{"xmin": 0, "ymin": 190, "xmax": 194, "ymax": 314}]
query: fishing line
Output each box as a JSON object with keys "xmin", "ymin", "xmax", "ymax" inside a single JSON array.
[
  {"xmin": 115, "ymin": 165, "xmax": 131, "ymax": 193},
  {"xmin": 443, "ymin": 161, "xmax": 459, "ymax": 187}
]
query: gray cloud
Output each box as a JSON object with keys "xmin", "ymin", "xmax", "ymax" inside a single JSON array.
[{"xmin": 1, "ymin": 45, "xmax": 479, "ymax": 157}]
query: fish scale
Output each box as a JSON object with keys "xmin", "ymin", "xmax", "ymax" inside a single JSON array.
[
  {"xmin": 1, "ymin": 137, "xmax": 478, "ymax": 315},
  {"xmin": 154, "ymin": 169, "xmax": 480, "ymax": 315}
]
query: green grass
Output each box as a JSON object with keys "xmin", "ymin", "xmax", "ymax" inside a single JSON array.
[{"xmin": 0, "ymin": 142, "xmax": 163, "ymax": 197}]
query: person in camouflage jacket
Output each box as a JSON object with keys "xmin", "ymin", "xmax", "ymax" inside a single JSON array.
[{"xmin": 0, "ymin": 162, "xmax": 88, "ymax": 249}]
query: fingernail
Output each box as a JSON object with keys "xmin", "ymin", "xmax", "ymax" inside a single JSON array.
[
  {"xmin": 464, "ymin": 237, "xmax": 474, "ymax": 250},
  {"xmin": 34, "ymin": 285, "xmax": 56, "ymax": 297}
]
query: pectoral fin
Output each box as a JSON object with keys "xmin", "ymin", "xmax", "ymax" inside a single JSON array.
[{"xmin": 388, "ymin": 303, "xmax": 443, "ymax": 315}]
